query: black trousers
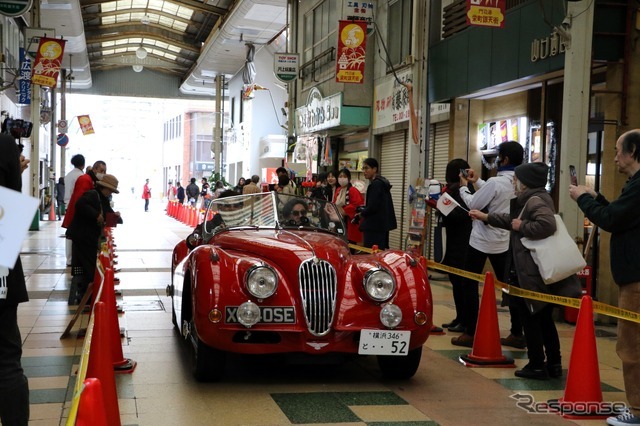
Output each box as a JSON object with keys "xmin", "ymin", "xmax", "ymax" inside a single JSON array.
[
  {"xmin": 0, "ymin": 305, "xmax": 30, "ymax": 425},
  {"xmin": 514, "ymin": 297, "xmax": 561, "ymax": 368},
  {"xmin": 460, "ymin": 246, "xmax": 509, "ymax": 336},
  {"xmin": 363, "ymin": 230, "xmax": 389, "ymax": 250}
]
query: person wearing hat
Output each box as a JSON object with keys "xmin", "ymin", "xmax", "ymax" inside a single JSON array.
[
  {"xmin": 470, "ymin": 162, "xmax": 581, "ymax": 380},
  {"xmin": 65, "ymin": 174, "xmax": 122, "ymax": 304}
]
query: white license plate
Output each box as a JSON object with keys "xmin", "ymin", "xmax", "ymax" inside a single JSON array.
[{"xmin": 358, "ymin": 329, "xmax": 411, "ymax": 356}]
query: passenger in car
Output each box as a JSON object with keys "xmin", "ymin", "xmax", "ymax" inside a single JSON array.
[{"xmin": 282, "ymin": 198, "xmax": 309, "ymax": 226}]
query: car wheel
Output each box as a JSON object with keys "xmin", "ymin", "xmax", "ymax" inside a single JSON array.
[
  {"xmin": 377, "ymin": 346, "xmax": 422, "ymax": 379},
  {"xmin": 192, "ymin": 335, "xmax": 226, "ymax": 382}
]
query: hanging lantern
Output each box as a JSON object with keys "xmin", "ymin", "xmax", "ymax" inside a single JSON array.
[{"xmin": 133, "ymin": 65, "xmax": 143, "ymax": 72}]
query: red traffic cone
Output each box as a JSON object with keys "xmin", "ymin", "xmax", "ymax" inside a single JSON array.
[
  {"xmin": 549, "ymin": 296, "xmax": 609, "ymax": 419},
  {"xmin": 49, "ymin": 202, "xmax": 56, "ymax": 221},
  {"xmin": 102, "ymin": 268, "xmax": 136, "ymax": 374},
  {"xmin": 86, "ymin": 302, "xmax": 122, "ymax": 426},
  {"xmin": 459, "ymin": 272, "xmax": 515, "ymax": 367},
  {"xmin": 76, "ymin": 378, "xmax": 108, "ymax": 426}
]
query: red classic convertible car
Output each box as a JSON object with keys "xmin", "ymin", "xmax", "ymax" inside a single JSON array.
[{"xmin": 168, "ymin": 192, "xmax": 433, "ymax": 381}]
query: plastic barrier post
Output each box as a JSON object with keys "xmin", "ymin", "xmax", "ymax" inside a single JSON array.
[
  {"xmin": 76, "ymin": 378, "xmax": 108, "ymax": 426},
  {"xmin": 102, "ymin": 268, "xmax": 136, "ymax": 374},
  {"xmin": 549, "ymin": 295, "xmax": 609, "ymax": 419},
  {"xmin": 459, "ymin": 272, "xmax": 515, "ymax": 367},
  {"xmin": 86, "ymin": 302, "xmax": 122, "ymax": 426}
]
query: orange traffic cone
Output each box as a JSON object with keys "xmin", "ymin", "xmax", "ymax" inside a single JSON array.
[
  {"xmin": 76, "ymin": 378, "xmax": 108, "ymax": 426},
  {"xmin": 49, "ymin": 201, "xmax": 56, "ymax": 221},
  {"xmin": 102, "ymin": 268, "xmax": 136, "ymax": 374},
  {"xmin": 549, "ymin": 296, "xmax": 609, "ymax": 419},
  {"xmin": 86, "ymin": 302, "xmax": 122, "ymax": 426},
  {"xmin": 459, "ymin": 272, "xmax": 515, "ymax": 367}
]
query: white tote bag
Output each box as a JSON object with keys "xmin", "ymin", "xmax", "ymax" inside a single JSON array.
[{"xmin": 519, "ymin": 198, "xmax": 586, "ymax": 285}]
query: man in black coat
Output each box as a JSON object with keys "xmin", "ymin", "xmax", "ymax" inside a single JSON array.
[
  {"xmin": 355, "ymin": 158, "xmax": 397, "ymax": 250},
  {"xmin": 65, "ymin": 174, "xmax": 121, "ymax": 304},
  {"xmin": 0, "ymin": 133, "xmax": 30, "ymax": 425}
]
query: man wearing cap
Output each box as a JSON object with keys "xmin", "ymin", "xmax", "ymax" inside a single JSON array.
[{"xmin": 65, "ymin": 174, "xmax": 121, "ymax": 304}]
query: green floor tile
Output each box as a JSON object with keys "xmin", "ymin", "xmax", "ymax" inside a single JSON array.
[
  {"xmin": 435, "ymin": 349, "xmax": 526, "ymax": 363},
  {"xmin": 334, "ymin": 391, "xmax": 408, "ymax": 406},
  {"xmin": 24, "ymin": 364, "xmax": 73, "ymax": 378},
  {"xmin": 272, "ymin": 392, "xmax": 361, "ymax": 424},
  {"xmin": 30, "ymin": 388, "xmax": 67, "ymax": 404},
  {"xmin": 22, "ymin": 355, "xmax": 78, "ymax": 367},
  {"xmin": 494, "ymin": 377, "xmax": 566, "ymax": 391}
]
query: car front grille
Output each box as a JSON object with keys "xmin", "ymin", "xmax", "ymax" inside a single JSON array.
[{"xmin": 299, "ymin": 258, "xmax": 337, "ymax": 337}]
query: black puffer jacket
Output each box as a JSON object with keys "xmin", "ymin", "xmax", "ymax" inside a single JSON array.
[{"xmin": 359, "ymin": 175, "xmax": 397, "ymax": 232}]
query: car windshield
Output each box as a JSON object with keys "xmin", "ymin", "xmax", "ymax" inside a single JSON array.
[{"xmin": 202, "ymin": 192, "xmax": 346, "ymax": 238}]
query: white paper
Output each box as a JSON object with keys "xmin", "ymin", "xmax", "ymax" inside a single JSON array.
[{"xmin": 0, "ymin": 186, "xmax": 39, "ymax": 269}]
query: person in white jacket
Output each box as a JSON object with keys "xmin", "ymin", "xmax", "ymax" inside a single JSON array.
[{"xmin": 451, "ymin": 141, "xmax": 525, "ymax": 348}]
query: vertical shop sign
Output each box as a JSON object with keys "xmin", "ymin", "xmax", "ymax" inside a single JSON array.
[
  {"xmin": 466, "ymin": 0, "xmax": 505, "ymax": 29},
  {"xmin": 342, "ymin": 1, "xmax": 375, "ymax": 35},
  {"xmin": 18, "ymin": 48, "xmax": 31, "ymax": 105},
  {"xmin": 31, "ymin": 37, "xmax": 66, "ymax": 87},
  {"xmin": 372, "ymin": 68, "xmax": 412, "ymax": 129},
  {"xmin": 335, "ymin": 20, "xmax": 367, "ymax": 84}
]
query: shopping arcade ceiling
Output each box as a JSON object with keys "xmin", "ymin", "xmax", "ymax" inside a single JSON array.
[{"xmin": 38, "ymin": 0, "xmax": 287, "ymax": 96}]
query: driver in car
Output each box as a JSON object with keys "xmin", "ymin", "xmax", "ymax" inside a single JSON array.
[
  {"xmin": 283, "ymin": 198, "xmax": 310, "ymax": 226},
  {"xmin": 187, "ymin": 190, "xmax": 239, "ymax": 248}
]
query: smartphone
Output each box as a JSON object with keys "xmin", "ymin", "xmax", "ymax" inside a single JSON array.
[
  {"xmin": 569, "ymin": 165, "xmax": 578, "ymax": 186},
  {"xmin": 460, "ymin": 168, "xmax": 469, "ymax": 178}
]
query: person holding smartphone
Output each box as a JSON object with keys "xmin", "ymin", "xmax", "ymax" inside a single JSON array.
[{"xmin": 570, "ymin": 130, "xmax": 640, "ymax": 426}]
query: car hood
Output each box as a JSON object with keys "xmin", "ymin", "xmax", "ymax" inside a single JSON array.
[{"xmin": 212, "ymin": 229, "xmax": 350, "ymax": 265}]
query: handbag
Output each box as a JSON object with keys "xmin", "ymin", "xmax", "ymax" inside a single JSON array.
[{"xmin": 519, "ymin": 196, "xmax": 586, "ymax": 285}]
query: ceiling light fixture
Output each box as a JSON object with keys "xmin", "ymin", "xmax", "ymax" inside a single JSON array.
[
  {"xmin": 136, "ymin": 46, "xmax": 148, "ymax": 59},
  {"xmin": 133, "ymin": 65, "xmax": 143, "ymax": 72},
  {"xmin": 141, "ymin": 14, "xmax": 150, "ymax": 25}
]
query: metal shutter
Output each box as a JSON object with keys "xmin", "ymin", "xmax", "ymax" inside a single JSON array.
[
  {"xmin": 380, "ymin": 130, "xmax": 408, "ymax": 250},
  {"xmin": 427, "ymin": 121, "xmax": 450, "ymax": 258}
]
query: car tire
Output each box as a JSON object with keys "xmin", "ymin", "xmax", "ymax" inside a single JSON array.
[
  {"xmin": 377, "ymin": 346, "xmax": 422, "ymax": 379},
  {"xmin": 192, "ymin": 335, "xmax": 226, "ymax": 382}
]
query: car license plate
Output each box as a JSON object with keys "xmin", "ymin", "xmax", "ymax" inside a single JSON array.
[{"xmin": 358, "ymin": 329, "xmax": 411, "ymax": 356}]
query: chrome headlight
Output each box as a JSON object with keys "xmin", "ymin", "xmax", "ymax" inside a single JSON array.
[
  {"xmin": 237, "ymin": 301, "xmax": 260, "ymax": 328},
  {"xmin": 246, "ymin": 265, "xmax": 278, "ymax": 299},
  {"xmin": 380, "ymin": 303, "xmax": 402, "ymax": 328},
  {"xmin": 363, "ymin": 269, "xmax": 396, "ymax": 302}
]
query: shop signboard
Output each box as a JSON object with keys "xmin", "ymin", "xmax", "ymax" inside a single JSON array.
[
  {"xmin": 0, "ymin": 0, "xmax": 32, "ymax": 16},
  {"xmin": 466, "ymin": 0, "xmax": 505, "ymax": 29},
  {"xmin": 342, "ymin": 1, "xmax": 375, "ymax": 35},
  {"xmin": 335, "ymin": 20, "xmax": 367, "ymax": 84},
  {"xmin": 17, "ymin": 48, "xmax": 31, "ymax": 105},
  {"xmin": 372, "ymin": 68, "xmax": 413, "ymax": 129},
  {"xmin": 274, "ymin": 53, "xmax": 298, "ymax": 83},
  {"xmin": 295, "ymin": 88, "xmax": 342, "ymax": 134}
]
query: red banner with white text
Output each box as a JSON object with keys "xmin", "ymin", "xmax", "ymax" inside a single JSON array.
[
  {"xmin": 335, "ymin": 20, "xmax": 367, "ymax": 84},
  {"xmin": 31, "ymin": 37, "xmax": 66, "ymax": 87}
]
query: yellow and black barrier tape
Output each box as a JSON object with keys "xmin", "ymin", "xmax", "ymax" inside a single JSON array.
[
  {"xmin": 345, "ymin": 245, "xmax": 640, "ymax": 323},
  {"xmin": 425, "ymin": 259, "xmax": 640, "ymax": 324}
]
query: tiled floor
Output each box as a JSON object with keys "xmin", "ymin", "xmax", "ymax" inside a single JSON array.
[{"xmin": 17, "ymin": 196, "xmax": 626, "ymax": 425}]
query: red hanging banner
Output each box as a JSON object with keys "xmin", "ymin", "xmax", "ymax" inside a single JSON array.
[
  {"xmin": 78, "ymin": 115, "xmax": 95, "ymax": 136},
  {"xmin": 335, "ymin": 20, "xmax": 367, "ymax": 84},
  {"xmin": 31, "ymin": 37, "xmax": 66, "ymax": 87},
  {"xmin": 466, "ymin": 0, "xmax": 506, "ymax": 29}
]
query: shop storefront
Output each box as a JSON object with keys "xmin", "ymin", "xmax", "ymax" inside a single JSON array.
[{"xmin": 293, "ymin": 87, "xmax": 370, "ymax": 190}]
